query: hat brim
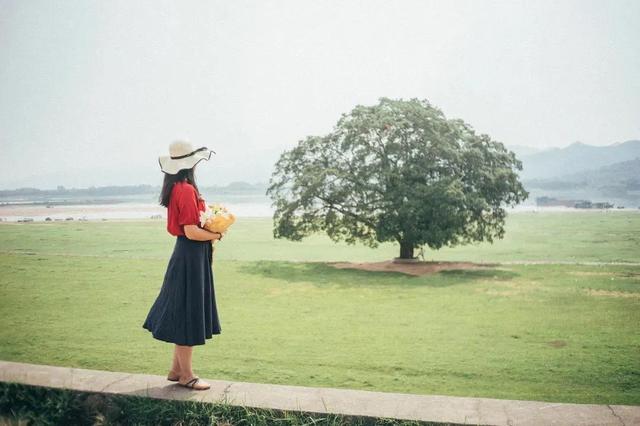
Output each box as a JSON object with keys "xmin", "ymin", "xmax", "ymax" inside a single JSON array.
[{"xmin": 158, "ymin": 149, "xmax": 214, "ymax": 175}]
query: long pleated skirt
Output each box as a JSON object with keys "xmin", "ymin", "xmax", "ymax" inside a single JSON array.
[{"xmin": 142, "ymin": 235, "xmax": 221, "ymax": 346}]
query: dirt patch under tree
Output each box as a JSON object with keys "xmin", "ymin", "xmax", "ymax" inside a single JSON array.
[{"xmin": 327, "ymin": 260, "xmax": 500, "ymax": 276}]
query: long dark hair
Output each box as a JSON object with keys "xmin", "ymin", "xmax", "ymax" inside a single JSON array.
[{"xmin": 159, "ymin": 166, "xmax": 202, "ymax": 208}]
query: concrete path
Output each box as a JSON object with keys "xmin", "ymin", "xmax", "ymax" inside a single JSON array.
[{"xmin": 0, "ymin": 360, "xmax": 637, "ymax": 425}]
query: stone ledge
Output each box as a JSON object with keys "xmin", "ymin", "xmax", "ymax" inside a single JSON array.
[{"xmin": 1, "ymin": 360, "xmax": 638, "ymax": 425}]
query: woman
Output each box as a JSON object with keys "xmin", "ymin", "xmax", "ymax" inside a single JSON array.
[{"xmin": 142, "ymin": 140, "xmax": 222, "ymax": 391}]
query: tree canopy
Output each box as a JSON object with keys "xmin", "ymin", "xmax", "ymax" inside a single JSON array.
[{"xmin": 266, "ymin": 97, "xmax": 529, "ymax": 259}]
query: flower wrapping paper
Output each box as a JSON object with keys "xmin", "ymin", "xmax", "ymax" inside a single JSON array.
[{"xmin": 199, "ymin": 203, "xmax": 236, "ymax": 234}]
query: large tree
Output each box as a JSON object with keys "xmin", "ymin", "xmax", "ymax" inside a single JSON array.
[{"xmin": 266, "ymin": 97, "xmax": 529, "ymax": 260}]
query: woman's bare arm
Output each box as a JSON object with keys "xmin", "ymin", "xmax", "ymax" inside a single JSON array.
[{"xmin": 183, "ymin": 225, "xmax": 221, "ymax": 241}]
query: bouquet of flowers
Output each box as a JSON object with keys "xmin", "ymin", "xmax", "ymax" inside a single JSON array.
[
  {"xmin": 199, "ymin": 203, "xmax": 236, "ymax": 239},
  {"xmin": 200, "ymin": 203, "xmax": 235, "ymax": 264}
]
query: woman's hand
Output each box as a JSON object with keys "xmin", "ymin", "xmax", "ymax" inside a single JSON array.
[{"xmin": 184, "ymin": 225, "xmax": 222, "ymax": 242}]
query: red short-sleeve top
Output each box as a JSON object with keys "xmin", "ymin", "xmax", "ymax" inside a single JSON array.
[{"xmin": 167, "ymin": 181, "xmax": 206, "ymax": 237}]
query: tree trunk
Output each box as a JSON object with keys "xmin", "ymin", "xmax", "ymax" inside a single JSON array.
[{"xmin": 399, "ymin": 240, "xmax": 415, "ymax": 259}]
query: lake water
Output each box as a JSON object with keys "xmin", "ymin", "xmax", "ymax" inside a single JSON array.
[
  {"xmin": 0, "ymin": 192, "xmax": 274, "ymax": 222},
  {"xmin": 0, "ymin": 196, "xmax": 636, "ymax": 223},
  {"xmin": 0, "ymin": 199, "xmax": 273, "ymax": 222}
]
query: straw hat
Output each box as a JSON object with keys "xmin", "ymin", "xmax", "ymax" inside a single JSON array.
[{"xmin": 159, "ymin": 140, "xmax": 216, "ymax": 175}]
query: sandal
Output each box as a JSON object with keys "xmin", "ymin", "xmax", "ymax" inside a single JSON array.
[{"xmin": 178, "ymin": 376, "xmax": 211, "ymax": 390}]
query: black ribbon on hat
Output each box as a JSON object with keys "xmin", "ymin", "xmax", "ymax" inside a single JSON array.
[{"xmin": 170, "ymin": 147, "xmax": 216, "ymax": 160}]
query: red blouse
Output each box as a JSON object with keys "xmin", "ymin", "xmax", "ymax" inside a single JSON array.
[{"xmin": 167, "ymin": 181, "xmax": 206, "ymax": 237}]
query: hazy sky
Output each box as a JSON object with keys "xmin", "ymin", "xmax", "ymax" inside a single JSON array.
[{"xmin": 1, "ymin": 0, "xmax": 639, "ymax": 189}]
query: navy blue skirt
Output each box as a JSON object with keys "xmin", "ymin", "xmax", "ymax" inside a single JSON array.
[{"xmin": 142, "ymin": 235, "xmax": 221, "ymax": 346}]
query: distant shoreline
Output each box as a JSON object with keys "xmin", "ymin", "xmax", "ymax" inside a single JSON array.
[
  {"xmin": 0, "ymin": 199, "xmax": 274, "ymax": 222},
  {"xmin": 0, "ymin": 216, "xmax": 272, "ymax": 223},
  {"xmin": 0, "ymin": 202, "xmax": 637, "ymax": 224},
  {"xmin": 0, "ymin": 199, "xmax": 127, "ymax": 207}
]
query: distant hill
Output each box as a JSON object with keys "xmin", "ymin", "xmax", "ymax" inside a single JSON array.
[
  {"xmin": 550, "ymin": 157, "xmax": 639, "ymax": 186},
  {"xmin": 517, "ymin": 139, "xmax": 640, "ymax": 180},
  {"xmin": 0, "ymin": 181, "xmax": 269, "ymax": 199},
  {"xmin": 523, "ymin": 157, "xmax": 640, "ymax": 201},
  {"xmin": 524, "ymin": 156, "xmax": 639, "ymax": 186}
]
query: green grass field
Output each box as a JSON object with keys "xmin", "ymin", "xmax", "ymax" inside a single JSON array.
[{"xmin": 0, "ymin": 211, "xmax": 638, "ymax": 405}]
